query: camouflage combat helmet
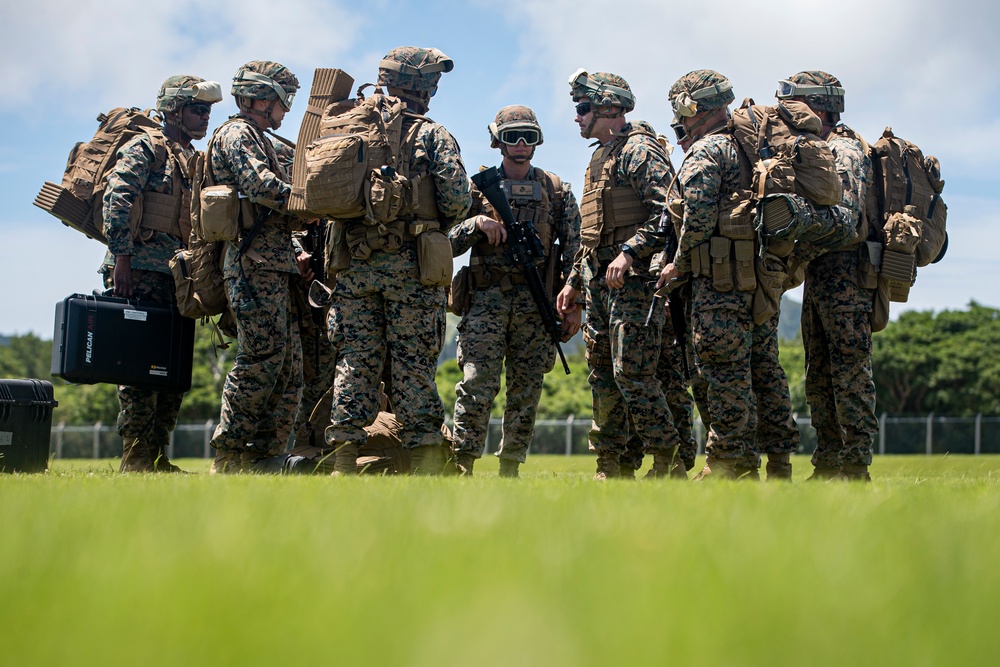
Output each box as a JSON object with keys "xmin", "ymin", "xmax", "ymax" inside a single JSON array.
[
  {"xmin": 156, "ymin": 75, "xmax": 222, "ymax": 113},
  {"xmin": 668, "ymin": 70, "xmax": 734, "ymax": 119},
  {"xmin": 776, "ymin": 71, "xmax": 845, "ymax": 114},
  {"xmin": 231, "ymin": 60, "xmax": 300, "ymax": 110},
  {"xmin": 378, "ymin": 47, "xmax": 454, "ymax": 96},
  {"xmin": 568, "ymin": 69, "xmax": 635, "ymax": 112},
  {"xmin": 488, "ymin": 105, "xmax": 544, "ymax": 148}
]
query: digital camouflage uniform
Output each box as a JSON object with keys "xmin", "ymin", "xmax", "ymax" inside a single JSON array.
[
  {"xmin": 326, "ymin": 115, "xmax": 471, "ymax": 462},
  {"xmin": 568, "ymin": 119, "xmax": 680, "ymax": 474},
  {"xmin": 450, "ymin": 165, "xmax": 581, "ymax": 467},
  {"xmin": 803, "ymin": 125, "xmax": 878, "ymax": 475},
  {"xmin": 674, "ymin": 128, "xmax": 759, "ymax": 470},
  {"xmin": 101, "ymin": 107, "xmax": 196, "ymax": 472},
  {"xmin": 208, "ymin": 114, "xmax": 302, "ymax": 463}
]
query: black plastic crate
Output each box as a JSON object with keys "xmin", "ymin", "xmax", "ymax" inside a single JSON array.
[{"xmin": 0, "ymin": 379, "xmax": 58, "ymax": 473}]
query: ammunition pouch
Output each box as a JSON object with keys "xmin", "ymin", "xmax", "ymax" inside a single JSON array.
[
  {"xmin": 448, "ymin": 265, "xmax": 472, "ymax": 316},
  {"xmin": 752, "ymin": 251, "xmax": 788, "ymax": 325}
]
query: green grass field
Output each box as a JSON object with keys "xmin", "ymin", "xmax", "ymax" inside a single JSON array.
[{"xmin": 2, "ymin": 455, "xmax": 999, "ymax": 666}]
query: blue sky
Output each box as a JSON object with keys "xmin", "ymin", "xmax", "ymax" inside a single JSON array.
[{"xmin": 2, "ymin": 0, "xmax": 997, "ymax": 337}]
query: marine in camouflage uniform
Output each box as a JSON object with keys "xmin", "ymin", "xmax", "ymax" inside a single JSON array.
[
  {"xmin": 208, "ymin": 60, "xmax": 306, "ymax": 473},
  {"xmin": 661, "ymin": 70, "xmax": 759, "ymax": 479},
  {"xmin": 556, "ymin": 70, "xmax": 681, "ymax": 480},
  {"xmin": 781, "ymin": 71, "xmax": 878, "ymax": 481},
  {"xmin": 449, "ymin": 105, "xmax": 582, "ymax": 477},
  {"xmin": 325, "ymin": 47, "xmax": 471, "ymax": 476},
  {"xmin": 101, "ymin": 74, "xmax": 221, "ymax": 473}
]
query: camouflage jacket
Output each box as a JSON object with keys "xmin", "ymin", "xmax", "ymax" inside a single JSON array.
[
  {"xmin": 450, "ymin": 165, "xmax": 581, "ymax": 291},
  {"xmin": 674, "ymin": 130, "xmax": 743, "ymax": 274},
  {"xmin": 101, "ymin": 132, "xmax": 193, "ymax": 274},
  {"xmin": 209, "ymin": 115, "xmax": 297, "ymax": 275},
  {"xmin": 567, "ymin": 120, "xmax": 673, "ymax": 287},
  {"xmin": 405, "ymin": 116, "xmax": 471, "ymax": 227}
]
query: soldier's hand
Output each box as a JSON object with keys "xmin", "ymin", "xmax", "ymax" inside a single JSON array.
[
  {"xmin": 556, "ymin": 285, "xmax": 579, "ymax": 315},
  {"xmin": 296, "ymin": 252, "xmax": 315, "ymax": 283},
  {"xmin": 656, "ymin": 262, "xmax": 680, "ymax": 289},
  {"xmin": 561, "ymin": 308, "xmax": 582, "ymax": 341},
  {"xmin": 605, "ymin": 252, "xmax": 633, "ymax": 289},
  {"xmin": 475, "ymin": 215, "xmax": 507, "ymax": 246},
  {"xmin": 112, "ymin": 255, "xmax": 134, "ymax": 298}
]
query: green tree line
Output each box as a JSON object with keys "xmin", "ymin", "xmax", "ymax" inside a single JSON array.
[{"xmin": 2, "ymin": 301, "xmax": 996, "ymax": 423}]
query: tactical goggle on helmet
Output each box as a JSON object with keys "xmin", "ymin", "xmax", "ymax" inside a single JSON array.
[
  {"xmin": 775, "ymin": 79, "xmax": 845, "ymax": 101},
  {"xmin": 233, "ymin": 68, "xmax": 296, "ymax": 110},
  {"xmin": 160, "ymin": 81, "xmax": 224, "ymax": 105}
]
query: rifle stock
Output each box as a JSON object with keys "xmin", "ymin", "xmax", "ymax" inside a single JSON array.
[{"xmin": 471, "ymin": 167, "xmax": 570, "ymax": 375}]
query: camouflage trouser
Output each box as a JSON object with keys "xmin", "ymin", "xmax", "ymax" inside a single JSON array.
[
  {"xmin": 452, "ymin": 284, "xmax": 556, "ymax": 463},
  {"xmin": 803, "ymin": 249, "xmax": 877, "ymax": 468},
  {"xmin": 102, "ymin": 268, "xmax": 185, "ymax": 443},
  {"xmin": 690, "ymin": 275, "xmax": 756, "ymax": 465},
  {"xmin": 211, "ymin": 267, "xmax": 300, "ymax": 455},
  {"xmin": 291, "ymin": 306, "xmax": 338, "ymax": 445},
  {"xmin": 582, "ymin": 263, "xmax": 678, "ymax": 460},
  {"xmin": 274, "ymin": 319, "xmax": 305, "ymax": 451},
  {"xmin": 751, "ymin": 312, "xmax": 800, "ymax": 462},
  {"xmin": 621, "ymin": 301, "xmax": 697, "ymax": 471},
  {"xmin": 326, "ymin": 244, "xmax": 446, "ymax": 450}
]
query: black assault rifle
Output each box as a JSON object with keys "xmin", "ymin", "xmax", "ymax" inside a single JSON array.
[{"xmin": 471, "ymin": 166, "xmax": 570, "ymax": 375}]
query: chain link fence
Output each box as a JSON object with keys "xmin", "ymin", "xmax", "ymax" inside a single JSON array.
[{"xmin": 49, "ymin": 414, "xmax": 1000, "ymax": 459}]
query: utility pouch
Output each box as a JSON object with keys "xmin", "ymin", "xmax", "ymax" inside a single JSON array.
[
  {"xmin": 858, "ymin": 241, "xmax": 881, "ymax": 290},
  {"xmin": 733, "ymin": 239, "xmax": 757, "ymax": 292},
  {"xmin": 367, "ymin": 168, "xmax": 405, "ymax": 224},
  {"xmin": 691, "ymin": 242, "xmax": 711, "ymax": 278},
  {"xmin": 752, "ymin": 251, "xmax": 787, "ymax": 325},
  {"xmin": 881, "ymin": 249, "xmax": 916, "ymax": 303},
  {"xmin": 416, "ymin": 226, "xmax": 453, "ymax": 287},
  {"xmin": 239, "ymin": 198, "xmax": 256, "ymax": 231},
  {"xmin": 710, "ymin": 236, "xmax": 733, "ymax": 292},
  {"xmin": 718, "ymin": 191, "xmax": 756, "ymax": 240},
  {"xmin": 324, "ymin": 219, "xmax": 352, "ymax": 285},
  {"xmin": 198, "ymin": 184, "xmax": 239, "ymax": 242},
  {"xmin": 448, "ymin": 265, "xmax": 472, "ymax": 316}
]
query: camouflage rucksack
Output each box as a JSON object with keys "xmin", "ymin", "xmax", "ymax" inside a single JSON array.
[{"xmin": 35, "ymin": 107, "xmax": 167, "ymax": 243}]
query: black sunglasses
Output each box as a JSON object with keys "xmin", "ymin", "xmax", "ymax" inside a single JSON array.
[
  {"xmin": 575, "ymin": 101, "xmax": 592, "ymax": 116},
  {"xmin": 187, "ymin": 103, "xmax": 212, "ymax": 116}
]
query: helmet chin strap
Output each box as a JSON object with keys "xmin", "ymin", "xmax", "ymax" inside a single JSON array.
[
  {"xmin": 500, "ymin": 144, "xmax": 534, "ymax": 164},
  {"xmin": 163, "ymin": 110, "xmax": 196, "ymax": 142}
]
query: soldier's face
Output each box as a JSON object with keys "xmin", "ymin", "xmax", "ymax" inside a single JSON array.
[
  {"xmin": 574, "ymin": 99, "xmax": 593, "ymax": 137},
  {"xmin": 181, "ymin": 103, "xmax": 212, "ymax": 140}
]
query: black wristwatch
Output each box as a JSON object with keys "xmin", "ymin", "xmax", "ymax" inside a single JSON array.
[{"xmin": 621, "ymin": 243, "xmax": 638, "ymax": 260}]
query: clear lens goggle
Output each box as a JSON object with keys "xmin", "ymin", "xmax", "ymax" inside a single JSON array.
[
  {"xmin": 775, "ymin": 79, "xmax": 845, "ymax": 100},
  {"xmin": 499, "ymin": 127, "xmax": 541, "ymax": 146},
  {"xmin": 567, "ymin": 68, "xmax": 635, "ymax": 107},
  {"xmin": 234, "ymin": 69, "xmax": 296, "ymax": 110},
  {"xmin": 161, "ymin": 80, "xmax": 223, "ymax": 104}
]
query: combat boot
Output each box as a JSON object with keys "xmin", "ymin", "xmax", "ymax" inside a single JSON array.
[
  {"xmin": 765, "ymin": 453, "xmax": 793, "ymax": 481},
  {"xmin": 838, "ymin": 464, "xmax": 872, "ymax": 482},
  {"xmin": 409, "ymin": 444, "xmax": 454, "ymax": 476},
  {"xmin": 693, "ymin": 456, "xmax": 744, "ymax": 481},
  {"xmin": 209, "ymin": 447, "xmax": 256, "ymax": 475},
  {"xmin": 498, "ymin": 458, "xmax": 520, "ymax": 478},
  {"xmin": 331, "ymin": 441, "xmax": 359, "ymax": 476},
  {"xmin": 149, "ymin": 434, "xmax": 185, "ymax": 473},
  {"xmin": 119, "ymin": 437, "xmax": 158, "ymax": 473},
  {"xmin": 593, "ymin": 453, "xmax": 621, "ymax": 481},
  {"xmin": 619, "ymin": 464, "xmax": 636, "ymax": 479},
  {"xmin": 455, "ymin": 451, "xmax": 477, "ymax": 476},
  {"xmin": 806, "ymin": 466, "xmax": 840, "ymax": 482},
  {"xmin": 646, "ymin": 449, "xmax": 685, "ymax": 479}
]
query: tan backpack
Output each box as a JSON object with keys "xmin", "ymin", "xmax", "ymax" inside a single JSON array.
[
  {"xmin": 304, "ymin": 85, "xmax": 408, "ymax": 221},
  {"xmin": 34, "ymin": 107, "xmax": 165, "ymax": 244}
]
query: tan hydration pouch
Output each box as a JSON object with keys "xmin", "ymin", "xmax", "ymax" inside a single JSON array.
[
  {"xmin": 710, "ymin": 236, "xmax": 733, "ymax": 292},
  {"xmin": 198, "ymin": 184, "xmax": 240, "ymax": 242},
  {"xmin": 414, "ymin": 222, "xmax": 453, "ymax": 287}
]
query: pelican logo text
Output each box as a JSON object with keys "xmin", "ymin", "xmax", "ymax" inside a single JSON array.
[{"xmin": 85, "ymin": 313, "xmax": 95, "ymax": 364}]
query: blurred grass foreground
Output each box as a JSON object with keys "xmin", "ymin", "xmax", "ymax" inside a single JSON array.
[{"xmin": 2, "ymin": 455, "xmax": 999, "ymax": 666}]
